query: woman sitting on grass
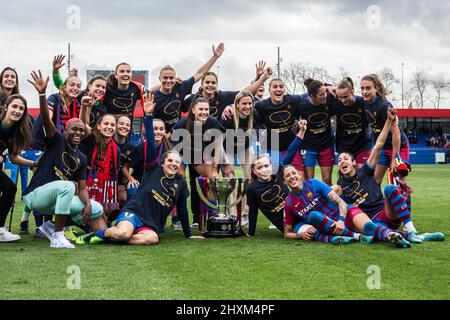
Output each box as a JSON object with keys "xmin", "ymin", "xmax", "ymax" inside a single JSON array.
[
  {"xmin": 76, "ymin": 94, "xmax": 204, "ymax": 245},
  {"xmin": 282, "ymin": 122, "xmax": 410, "ymax": 248},
  {"xmin": 246, "ymin": 120, "xmax": 306, "ymax": 236},
  {"xmin": 24, "ymin": 70, "xmax": 107, "ymax": 249},
  {"xmin": 335, "ymin": 108, "xmax": 445, "ymax": 243}
]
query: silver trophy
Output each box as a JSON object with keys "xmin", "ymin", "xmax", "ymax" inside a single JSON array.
[{"xmin": 196, "ymin": 177, "xmax": 245, "ymax": 237}]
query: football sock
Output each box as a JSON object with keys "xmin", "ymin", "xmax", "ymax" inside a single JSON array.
[
  {"xmin": 33, "ymin": 212, "xmax": 44, "ymax": 228},
  {"xmin": 308, "ymin": 211, "xmax": 357, "ymax": 238},
  {"xmin": 94, "ymin": 228, "xmax": 107, "ymax": 239},
  {"xmin": 21, "ymin": 205, "xmax": 31, "ymax": 222},
  {"xmin": 364, "ymin": 221, "xmax": 393, "ymax": 242},
  {"xmin": 385, "ymin": 185, "xmax": 417, "ymax": 233},
  {"xmin": 313, "ymin": 231, "xmax": 336, "ymax": 243}
]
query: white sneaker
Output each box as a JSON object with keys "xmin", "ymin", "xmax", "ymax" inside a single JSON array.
[
  {"xmin": 50, "ymin": 232, "xmax": 75, "ymax": 249},
  {"xmin": 173, "ymin": 221, "xmax": 183, "ymax": 232},
  {"xmin": 241, "ymin": 216, "xmax": 249, "ymax": 227},
  {"xmin": 38, "ymin": 221, "xmax": 55, "ymax": 240},
  {"xmin": 268, "ymin": 223, "xmax": 277, "ymax": 229},
  {"xmin": 190, "ymin": 222, "xmax": 199, "ymax": 228},
  {"xmin": 0, "ymin": 227, "xmax": 21, "ymax": 242}
]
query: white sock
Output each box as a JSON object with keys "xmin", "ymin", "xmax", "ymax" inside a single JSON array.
[
  {"xmin": 21, "ymin": 212, "xmax": 30, "ymax": 222},
  {"xmin": 54, "ymin": 231, "xmax": 65, "ymax": 238},
  {"xmin": 404, "ymin": 222, "xmax": 417, "ymax": 233},
  {"xmin": 353, "ymin": 233, "xmax": 361, "ymax": 240}
]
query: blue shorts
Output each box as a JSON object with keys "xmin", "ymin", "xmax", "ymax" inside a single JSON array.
[
  {"xmin": 24, "ymin": 149, "xmax": 42, "ymax": 162},
  {"xmin": 264, "ymin": 149, "xmax": 304, "ymax": 172},
  {"xmin": 116, "ymin": 211, "xmax": 144, "ymax": 232},
  {"xmin": 127, "ymin": 185, "xmax": 139, "ymax": 198},
  {"xmin": 377, "ymin": 146, "xmax": 410, "ymax": 167},
  {"xmin": 301, "ymin": 147, "xmax": 335, "ymax": 168},
  {"xmin": 293, "ymin": 222, "xmax": 315, "ymax": 234},
  {"xmin": 293, "ymin": 222, "xmax": 307, "ymax": 233}
]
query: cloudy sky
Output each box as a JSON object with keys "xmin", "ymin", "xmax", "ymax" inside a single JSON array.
[{"xmin": 1, "ymin": 0, "xmax": 449, "ymax": 107}]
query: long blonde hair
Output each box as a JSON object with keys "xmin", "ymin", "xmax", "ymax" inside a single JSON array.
[
  {"xmin": 59, "ymin": 76, "xmax": 81, "ymax": 113},
  {"xmin": 233, "ymin": 91, "xmax": 254, "ymax": 131}
]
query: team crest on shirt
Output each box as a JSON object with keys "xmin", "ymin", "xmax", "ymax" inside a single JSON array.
[
  {"xmin": 131, "ymin": 93, "xmax": 135, "ymax": 97},
  {"xmin": 287, "ymin": 105, "xmax": 291, "ymax": 109},
  {"xmin": 307, "ymin": 192, "xmax": 314, "ymax": 199},
  {"xmin": 126, "ymin": 150, "xmax": 131, "ymax": 155},
  {"xmin": 176, "ymin": 93, "xmax": 180, "ymax": 98},
  {"xmin": 174, "ymin": 183, "xmax": 178, "ymax": 188}
]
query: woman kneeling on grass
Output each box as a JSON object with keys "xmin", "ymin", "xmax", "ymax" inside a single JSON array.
[
  {"xmin": 282, "ymin": 120, "xmax": 411, "ymax": 248},
  {"xmin": 335, "ymin": 108, "xmax": 445, "ymax": 244},
  {"xmin": 77, "ymin": 94, "xmax": 204, "ymax": 245},
  {"xmin": 24, "ymin": 71, "xmax": 107, "ymax": 249}
]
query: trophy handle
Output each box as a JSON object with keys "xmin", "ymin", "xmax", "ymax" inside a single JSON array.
[
  {"xmin": 195, "ymin": 179, "xmax": 218, "ymax": 209},
  {"xmin": 226, "ymin": 195, "xmax": 243, "ymax": 208},
  {"xmin": 225, "ymin": 178, "xmax": 244, "ymax": 212}
]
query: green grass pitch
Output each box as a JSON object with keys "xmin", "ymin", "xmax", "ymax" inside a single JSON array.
[{"xmin": 1, "ymin": 165, "xmax": 449, "ymax": 300}]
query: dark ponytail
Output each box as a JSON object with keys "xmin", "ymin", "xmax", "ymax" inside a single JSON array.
[{"xmin": 304, "ymin": 78, "xmax": 323, "ymax": 96}]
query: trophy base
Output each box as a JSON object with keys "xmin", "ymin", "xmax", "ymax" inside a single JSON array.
[{"xmin": 203, "ymin": 215, "xmax": 241, "ymax": 238}]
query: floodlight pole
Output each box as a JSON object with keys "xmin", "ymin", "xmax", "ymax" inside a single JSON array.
[
  {"xmin": 68, "ymin": 43, "xmax": 71, "ymax": 73},
  {"xmin": 277, "ymin": 46, "xmax": 281, "ymax": 78},
  {"xmin": 401, "ymin": 62, "xmax": 404, "ymax": 109}
]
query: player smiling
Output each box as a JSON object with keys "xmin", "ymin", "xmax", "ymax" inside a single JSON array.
[
  {"xmin": 77, "ymin": 94, "xmax": 203, "ymax": 245},
  {"xmin": 298, "ymin": 78, "xmax": 334, "ymax": 185},
  {"xmin": 154, "ymin": 42, "xmax": 225, "ymax": 132},
  {"xmin": 24, "ymin": 70, "xmax": 107, "ymax": 248},
  {"xmin": 335, "ymin": 108, "xmax": 445, "ymax": 243},
  {"xmin": 328, "ymin": 77, "xmax": 371, "ymax": 168}
]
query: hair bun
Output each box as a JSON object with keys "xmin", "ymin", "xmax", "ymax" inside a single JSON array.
[{"xmin": 303, "ymin": 78, "xmax": 314, "ymax": 86}]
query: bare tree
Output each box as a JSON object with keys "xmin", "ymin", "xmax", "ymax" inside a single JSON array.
[
  {"xmin": 281, "ymin": 62, "xmax": 306, "ymax": 94},
  {"xmin": 338, "ymin": 66, "xmax": 351, "ymax": 80},
  {"xmin": 307, "ymin": 65, "xmax": 335, "ymax": 85},
  {"xmin": 410, "ymin": 70, "xmax": 429, "ymax": 108},
  {"xmin": 429, "ymin": 78, "xmax": 448, "ymax": 109},
  {"xmin": 379, "ymin": 68, "xmax": 400, "ymax": 94},
  {"xmin": 282, "ymin": 62, "xmax": 335, "ymax": 94}
]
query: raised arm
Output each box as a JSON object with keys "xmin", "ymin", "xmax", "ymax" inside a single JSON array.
[
  {"xmin": 254, "ymin": 61, "xmax": 266, "ymax": 82},
  {"xmin": 192, "ymin": 43, "xmax": 225, "ymax": 83},
  {"xmin": 389, "ymin": 111, "xmax": 401, "ymax": 171},
  {"xmin": 367, "ymin": 107, "xmax": 396, "ymax": 169},
  {"xmin": 242, "ymin": 67, "xmax": 273, "ymax": 95},
  {"xmin": 143, "ymin": 94, "xmax": 158, "ymax": 168},
  {"xmin": 282, "ymin": 120, "xmax": 307, "ymax": 166},
  {"xmin": 79, "ymin": 95, "xmax": 96, "ymax": 137},
  {"xmin": 52, "ymin": 54, "xmax": 65, "ymax": 89},
  {"xmin": 28, "ymin": 70, "xmax": 56, "ymax": 139},
  {"xmin": 221, "ymin": 66, "xmax": 273, "ymax": 120}
]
